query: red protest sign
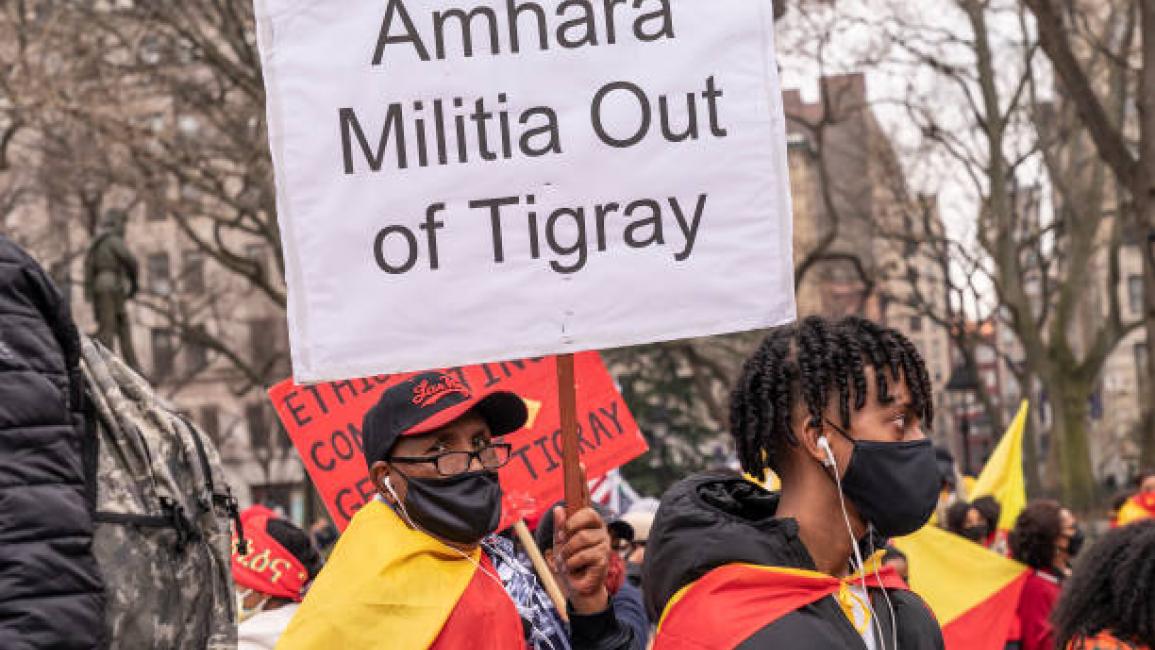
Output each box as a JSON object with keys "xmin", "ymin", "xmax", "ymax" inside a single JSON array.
[{"xmin": 268, "ymin": 352, "xmax": 647, "ymax": 531}]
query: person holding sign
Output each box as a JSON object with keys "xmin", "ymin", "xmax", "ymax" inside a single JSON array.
[
  {"xmin": 276, "ymin": 371, "xmax": 636, "ymax": 650},
  {"xmin": 645, "ymin": 316, "xmax": 945, "ymax": 649},
  {"xmin": 232, "ymin": 506, "xmax": 324, "ymax": 650}
]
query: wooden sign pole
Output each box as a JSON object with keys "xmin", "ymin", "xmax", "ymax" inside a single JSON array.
[
  {"xmin": 556, "ymin": 353, "xmax": 586, "ymax": 515},
  {"xmin": 512, "ymin": 520, "xmax": 569, "ymax": 622}
]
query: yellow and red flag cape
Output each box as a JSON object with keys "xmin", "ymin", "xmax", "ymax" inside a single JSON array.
[
  {"xmin": 276, "ymin": 499, "xmax": 479, "ymax": 650},
  {"xmin": 892, "ymin": 525, "xmax": 1028, "ymax": 650},
  {"xmin": 653, "ymin": 560, "xmax": 910, "ymax": 650},
  {"xmin": 1116, "ymin": 492, "xmax": 1155, "ymax": 526}
]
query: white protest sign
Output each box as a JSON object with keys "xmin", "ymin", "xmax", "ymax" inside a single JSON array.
[{"xmin": 255, "ymin": 0, "xmax": 795, "ymax": 382}]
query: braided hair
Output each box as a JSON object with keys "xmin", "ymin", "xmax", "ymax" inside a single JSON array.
[
  {"xmin": 1052, "ymin": 520, "xmax": 1155, "ymax": 648},
  {"xmin": 729, "ymin": 315, "xmax": 934, "ymax": 476}
]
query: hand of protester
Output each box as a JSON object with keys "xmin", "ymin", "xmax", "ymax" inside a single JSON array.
[{"xmin": 552, "ymin": 504, "xmax": 611, "ymax": 615}]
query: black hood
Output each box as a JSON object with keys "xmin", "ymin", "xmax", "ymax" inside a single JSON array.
[
  {"xmin": 642, "ymin": 474, "xmax": 811, "ymax": 620},
  {"xmin": 642, "ymin": 473, "xmax": 891, "ymax": 622}
]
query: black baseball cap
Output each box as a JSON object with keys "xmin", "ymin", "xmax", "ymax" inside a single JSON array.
[{"xmin": 361, "ymin": 371, "xmax": 528, "ymax": 469}]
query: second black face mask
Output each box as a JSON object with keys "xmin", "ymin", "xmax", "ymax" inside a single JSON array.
[
  {"xmin": 395, "ymin": 469, "xmax": 503, "ymax": 546},
  {"xmin": 962, "ymin": 524, "xmax": 989, "ymax": 543},
  {"xmin": 1066, "ymin": 527, "xmax": 1085, "ymax": 558},
  {"xmin": 838, "ymin": 438, "xmax": 940, "ymax": 538}
]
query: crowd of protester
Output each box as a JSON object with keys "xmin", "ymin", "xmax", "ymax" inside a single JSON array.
[
  {"xmin": 224, "ymin": 314, "xmax": 1155, "ymax": 650},
  {"xmin": 3, "ymin": 240, "xmax": 1150, "ymax": 650},
  {"xmin": 929, "ymin": 463, "xmax": 1155, "ymax": 650}
]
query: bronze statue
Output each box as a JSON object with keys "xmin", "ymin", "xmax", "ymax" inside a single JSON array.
[{"xmin": 84, "ymin": 209, "xmax": 140, "ymax": 370}]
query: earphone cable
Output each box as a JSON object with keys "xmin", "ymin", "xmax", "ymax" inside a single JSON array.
[{"xmin": 825, "ymin": 438, "xmax": 888, "ymax": 647}]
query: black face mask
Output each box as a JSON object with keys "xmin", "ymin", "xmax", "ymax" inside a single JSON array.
[
  {"xmin": 827, "ymin": 424, "xmax": 940, "ymax": 538},
  {"xmin": 1065, "ymin": 527, "xmax": 1085, "ymax": 558},
  {"xmin": 392, "ymin": 469, "xmax": 503, "ymax": 546},
  {"xmin": 962, "ymin": 524, "xmax": 989, "ymax": 543}
]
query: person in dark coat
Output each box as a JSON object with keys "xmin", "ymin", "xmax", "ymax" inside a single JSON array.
[
  {"xmin": 645, "ymin": 316, "xmax": 944, "ymax": 650},
  {"xmin": 537, "ymin": 503, "xmax": 650, "ymax": 649},
  {"xmin": 0, "ymin": 235, "xmax": 105, "ymax": 649}
]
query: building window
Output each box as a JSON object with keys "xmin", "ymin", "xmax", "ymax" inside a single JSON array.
[
  {"xmin": 182, "ymin": 251, "xmax": 205, "ymax": 294},
  {"xmin": 146, "ymin": 193, "xmax": 166, "ymax": 221},
  {"xmin": 909, "ymin": 316, "xmax": 923, "ymax": 332},
  {"xmin": 246, "ymin": 403, "xmax": 270, "ymax": 451},
  {"xmin": 185, "ymin": 335, "xmax": 208, "ymax": 373},
  {"xmin": 1128, "ymin": 275, "xmax": 1144, "ymax": 316},
  {"xmin": 1136, "ymin": 343, "xmax": 1149, "ymax": 389},
  {"xmin": 199, "ymin": 405, "xmax": 221, "ymax": 446},
  {"xmin": 151, "ymin": 329, "xmax": 174, "ymax": 381},
  {"xmin": 146, "ymin": 252, "xmax": 171, "ymax": 295},
  {"xmin": 249, "ymin": 318, "xmax": 277, "ymax": 368}
]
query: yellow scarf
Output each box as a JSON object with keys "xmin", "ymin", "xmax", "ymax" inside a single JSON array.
[{"xmin": 276, "ymin": 500, "xmax": 479, "ymax": 649}]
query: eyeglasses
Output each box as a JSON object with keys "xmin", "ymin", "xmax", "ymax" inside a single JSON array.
[{"xmin": 389, "ymin": 443, "xmax": 513, "ymax": 476}]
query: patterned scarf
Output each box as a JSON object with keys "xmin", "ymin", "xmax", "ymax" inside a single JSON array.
[{"xmin": 484, "ymin": 535, "xmax": 572, "ymax": 650}]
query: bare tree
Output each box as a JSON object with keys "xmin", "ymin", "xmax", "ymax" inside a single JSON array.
[
  {"xmin": 876, "ymin": 190, "xmax": 1021, "ymax": 465},
  {"xmin": 879, "ymin": 0, "xmax": 1141, "ymax": 507},
  {"xmin": 1022, "ymin": 0, "xmax": 1155, "ymax": 469},
  {"xmin": 15, "ymin": 2, "xmax": 286, "ymax": 394},
  {"xmin": 780, "ymin": 4, "xmax": 888, "ymax": 312},
  {"xmin": 0, "ymin": 2, "xmax": 36, "ymax": 232},
  {"xmin": 605, "ymin": 334, "xmax": 761, "ymax": 494}
]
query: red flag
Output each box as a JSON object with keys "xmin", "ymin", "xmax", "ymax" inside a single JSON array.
[{"xmin": 654, "ymin": 563, "xmax": 909, "ymax": 650}]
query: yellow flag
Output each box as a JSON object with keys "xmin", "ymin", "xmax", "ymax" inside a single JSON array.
[
  {"xmin": 743, "ymin": 469, "xmax": 781, "ymax": 491},
  {"xmin": 277, "ymin": 500, "xmax": 478, "ymax": 650},
  {"xmin": 971, "ymin": 400, "xmax": 1028, "ymax": 531},
  {"xmin": 892, "ymin": 525, "xmax": 1028, "ymax": 650}
]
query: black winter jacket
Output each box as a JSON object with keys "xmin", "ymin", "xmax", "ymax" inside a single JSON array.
[
  {"xmin": 0, "ymin": 236, "xmax": 105, "ymax": 649},
  {"xmin": 643, "ymin": 474, "xmax": 944, "ymax": 650}
]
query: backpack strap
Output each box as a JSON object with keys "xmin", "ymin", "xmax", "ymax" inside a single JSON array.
[{"xmin": 179, "ymin": 413, "xmax": 248, "ymax": 555}]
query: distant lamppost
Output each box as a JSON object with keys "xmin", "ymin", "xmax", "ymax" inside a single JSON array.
[{"xmin": 945, "ymin": 362, "xmax": 980, "ymax": 476}]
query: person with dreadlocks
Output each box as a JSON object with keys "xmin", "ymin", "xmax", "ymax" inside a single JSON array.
[
  {"xmin": 1051, "ymin": 519, "xmax": 1155, "ymax": 649},
  {"xmin": 644, "ymin": 315, "xmax": 944, "ymax": 650}
]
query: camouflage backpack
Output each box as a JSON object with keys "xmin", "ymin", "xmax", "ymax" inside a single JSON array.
[{"xmin": 79, "ymin": 337, "xmax": 242, "ymax": 650}]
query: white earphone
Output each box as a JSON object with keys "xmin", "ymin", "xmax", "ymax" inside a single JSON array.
[
  {"xmin": 382, "ymin": 475, "xmax": 399, "ymax": 503},
  {"xmin": 819, "ymin": 430, "xmax": 897, "ymax": 649},
  {"xmin": 817, "ymin": 435, "xmax": 836, "ymax": 468}
]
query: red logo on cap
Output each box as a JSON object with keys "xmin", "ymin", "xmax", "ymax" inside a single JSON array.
[{"xmin": 411, "ymin": 374, "xmax": 470, "ymax": 408}]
